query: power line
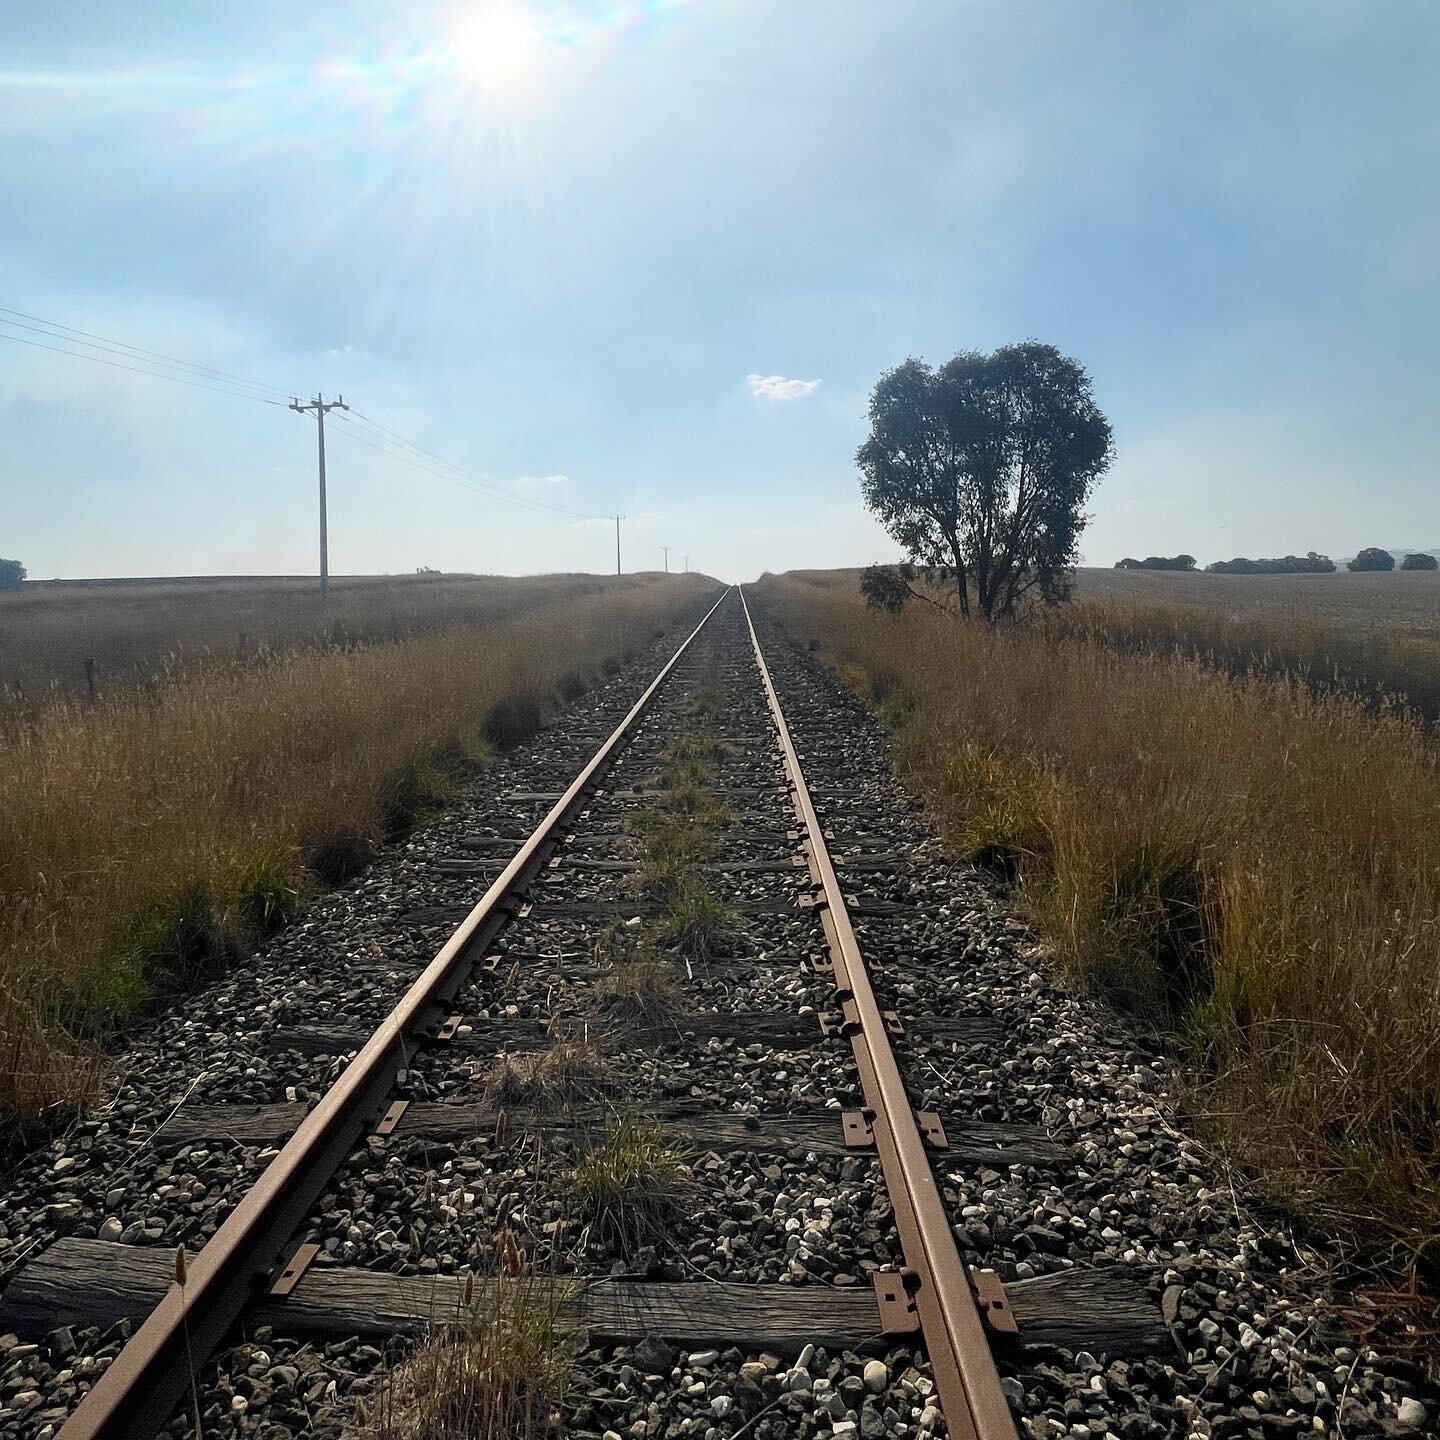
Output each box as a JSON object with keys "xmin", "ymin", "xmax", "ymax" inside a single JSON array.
[
  {"xmin": 0, "ymin": 304, "xmax": 295, "ymax": 400},
  {"xmin": 326, "ymin": 413, "xmax": 599, "ymax": 520},
  {"xmin": 331, "ymin": 410, "xmax": 606, "ymax": 521},
  {"xmin": 0, "ymin": 301, "xmax": 624, "ymax": 531},
  {"xmin": 325, "ymin": 413, "xmax": 506, "ymax": 493},
  {"xmin": 0, "ymin": 326, "xmax": 289, "ymax": 406},
  {"xmin": 328, "ymin": 418, "xmax": 604, "ymax": 521},
  {"xmin": 342, "ymin": 407, "xmax": 604, "ymax": 520}
]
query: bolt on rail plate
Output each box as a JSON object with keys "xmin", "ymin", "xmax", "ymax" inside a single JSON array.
[
  {"xmin": 842, "ymin": 1108, "xmax": 877, "ymax": 1148},
  {"xmin": 818, "ymin": 998, "xmax": 862, "ymax": 1037},
  {"xmin": 372, "ymin": 1100, "xmax": 409, "ymax": 1137},
  {"xmin": 873, "ymin": 1269, "xmax": 922, "ymax": 1336},
  {"xmin": 267, "ymin": 1242, "xmax": 320, "ymax": 1298},
  {"xmin": 916, "ymin": 1110, "xmax": 949, "ymax": 1150},
  {"xmin": 969, "ymin": 1267, "xmax": 1019, "ymax": 1338}
]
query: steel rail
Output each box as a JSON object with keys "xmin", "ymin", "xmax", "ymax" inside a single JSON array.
[
  {"xmin": 738, "ymin": 587, "xmax": 1016, "ymax": 1440},
  {"xmin": 60, "ymin": 587, "xmax": 733, "ymax": 1440}
]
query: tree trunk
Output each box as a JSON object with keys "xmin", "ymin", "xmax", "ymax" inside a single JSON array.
[{"xmin": 947, "ymin": 537, "xmax": 970, "ymax": 617}]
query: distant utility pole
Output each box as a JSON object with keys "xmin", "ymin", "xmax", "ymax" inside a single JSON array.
[
  {"xmin": 615, "ymin": 515, "xmax": 623, "ymax": 575},
  {"xmin": 662, "ymin": 545, "xmax": 669, "ymax": 574},
  {"xmin": 683, "ymin": 554, "xmax": 689, "ymax": 573},
  {"xmin": 289, "ymin": 393, "xmax": 349, "ymax": 599}
]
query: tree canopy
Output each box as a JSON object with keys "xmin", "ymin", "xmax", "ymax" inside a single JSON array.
[
  {"xmin": 1115, "ymin": 555, "xmax": 1196, "ymax": 571},
  {"xmin": 1205, "ymin": 552, "xmax": 1336, "ymax": 574},
  {"xmin": 857, "ymin": 342, "xmax": 1113, "ymax": 620},
  {"xmin": 1400, "ymin": 551, "xmax": 1438, "ymax": 571},
  {"xmin": 0, "ymin": 559, "xmax": 25, "ymax": 589},
  {"xmin": 1347, "ymin": 547, "xmax": 1395, "ymax": 572}
]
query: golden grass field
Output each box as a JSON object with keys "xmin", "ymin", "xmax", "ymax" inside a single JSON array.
[
  {"xmin": 753, "ymin": 568, "xmax": 1440, "ymax": 1270},
  {"xmin": 0, "ymin": 572, "xmax": 679, "ymax": 702},
  {"xmin": 0, "ymin": 572, "xmax": 718, "ymax": 1133}
]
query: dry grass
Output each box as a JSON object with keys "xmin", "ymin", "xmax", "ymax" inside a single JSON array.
[
  {"xmin": 623, "ymin": 721, "xmax": 742, "ymax": 962},
  {"xmin": 0, "ymin": 574, "xmax": 717, "ymax": 1133},
  {"xmin": 358, "ymin": 1244, "xmax": 575, "ymax": 1440},
  {"xmin": 590, "ymin": 921, "xmax": 685, "ymax": 1026},
  {"xmin": 654, "ymin": 877, "xmax": 745, "ymax": 962},
  {"xmin": 592, "ymin": 952, "xmax": 685, "ymax": 1026},
  {"xmin": 482, "ymin": 1040, "xmax": 608, "ymax": 1111},
  {"xmin": 811, "ymin": 566, "xmax": 1440, "ymax": 721},
  {"xmin": 1074, "ymin": 563, "xmax": 1440, "ymax": 640},
  {"xmin": 753, "ymin": 569, "xmax": 1440, "ymax": 1273},
  {"xmin": 0, "ymin": 571, "xmax": 683, "ymax": 704},
  {"xmin": 1059, "ymin": 569, "xmax": 1440, "ymax": 723}
]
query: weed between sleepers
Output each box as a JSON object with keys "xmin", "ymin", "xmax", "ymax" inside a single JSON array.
[
  {"xmin": 358, "ymin": 1240, "xmax": 577, "ymax": 1440},
  {"xmin": 560, "ymin": 1114, "xmax": 694, "ymax": 1254},
  {"xmin": 483, "ymin": 1039, "xmax": 609, "ymax": 1111},
  {"xmin": 618, "ymin": 716, "xmax": 744, "ymax": 967}
]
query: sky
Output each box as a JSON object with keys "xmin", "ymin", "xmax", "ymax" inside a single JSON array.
[{"xmin": 1, "ymin": 0, "xmax": 1437, "ymax": 581}]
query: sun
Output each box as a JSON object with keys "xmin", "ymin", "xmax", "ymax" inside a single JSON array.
[{"xmin": 447, "ymin": 4, "xmax": 542, "ymax": 94}]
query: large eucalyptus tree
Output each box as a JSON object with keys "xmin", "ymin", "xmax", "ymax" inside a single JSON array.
[{"xmin": 858, "ymin": 342, "xmax": 1113, "ymax": 620}]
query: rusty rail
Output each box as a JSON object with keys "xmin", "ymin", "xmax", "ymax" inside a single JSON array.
[
  {"xmin": 59, "ymin": 588, "xmax": 732, "ymax": 1440},
  {"xmin": 738, "ymin": 587, "xmax": 1016, "ymax": 1440}
]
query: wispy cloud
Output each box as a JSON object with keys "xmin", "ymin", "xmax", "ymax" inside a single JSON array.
[
  {"xmin": 513, "ymin": 473, "xmax": 571, "ymax": 489},
  {"xmin": 746, "ymin": 373, "xmax": 821, "ymax": 402}
]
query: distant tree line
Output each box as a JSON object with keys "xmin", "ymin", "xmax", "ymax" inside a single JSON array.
[
  {"xmin": 0, "ymin": 559, "xmax": 24, "ymax": 588},
  {"xmin": 1114, "ymin": 555, "xmax": 1196, "ymax": 571},
  {"xmin": 1205, "ymin": 552, "xmax": 1337, "ymax": 574},
  {"xmin": 1111, "ymin": 547, "xmax": 1440, "ymax": 575}
]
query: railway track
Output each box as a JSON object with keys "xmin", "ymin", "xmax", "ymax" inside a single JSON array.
[{"xmin": 0, "ymin": 588, "xmax": 1165, "ymax": 1440}]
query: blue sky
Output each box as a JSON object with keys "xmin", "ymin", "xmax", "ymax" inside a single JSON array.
[{"xmin": 2, "ymin": 0, "xmax": 1437, "ymax": 580}]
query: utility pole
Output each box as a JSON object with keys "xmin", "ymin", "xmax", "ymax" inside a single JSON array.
[
  {"xmin": 289, "ymin": 393, "xmax": 349, "ymax": 599},
  {"xmin": 662, "ymin": 545, "xmax": 669, "ymax": 574},
  {"xmin": 683, "ymin": 555, "xmax": 689, "ymax": 573},
  {"xmin": 615, "ymin": 515, "xmax": 622, "ymax": 575}
]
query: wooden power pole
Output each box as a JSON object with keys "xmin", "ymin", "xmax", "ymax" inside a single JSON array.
[{"xmin": 289, "ymin": 393, "xmax": 349, "ymax": 599}]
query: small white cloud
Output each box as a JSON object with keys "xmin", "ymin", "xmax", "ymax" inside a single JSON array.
[
  {"xmin": 514, "ymin": 473, "xmax": 571, "ymax": 490},
  {"xmin": 747, "ymin": 373, "xmax": 821, "ymax": 402}
]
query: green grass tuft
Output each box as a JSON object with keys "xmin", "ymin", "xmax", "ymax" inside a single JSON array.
[{"xmin": 561, "ymin": 1116, "xmax": 693, "ymax": 1253}]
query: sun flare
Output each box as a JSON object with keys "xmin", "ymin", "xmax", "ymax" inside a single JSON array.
[{"xmin": 448, "ymin": 4, "xmax": 542, "ymax": 94}]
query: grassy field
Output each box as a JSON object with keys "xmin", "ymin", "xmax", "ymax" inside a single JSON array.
[
  {"xmin": 1070, "ymin": 566, "xmax": 1440, "ymax": 720},
  {"xmin": 0, "ymin": 572, "xmax": 679, "ymax": 702},
  {"xmin": 753, "ymin": 569, "xmax": 1440, "ymax": 1272},
  {"xmin": 0, "ymin": 572, "xmax": 718, "ymax": 1135},
  {"xmin": 1075, "ymin": 562, "xmax": 1440, "ymax": 630}
]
